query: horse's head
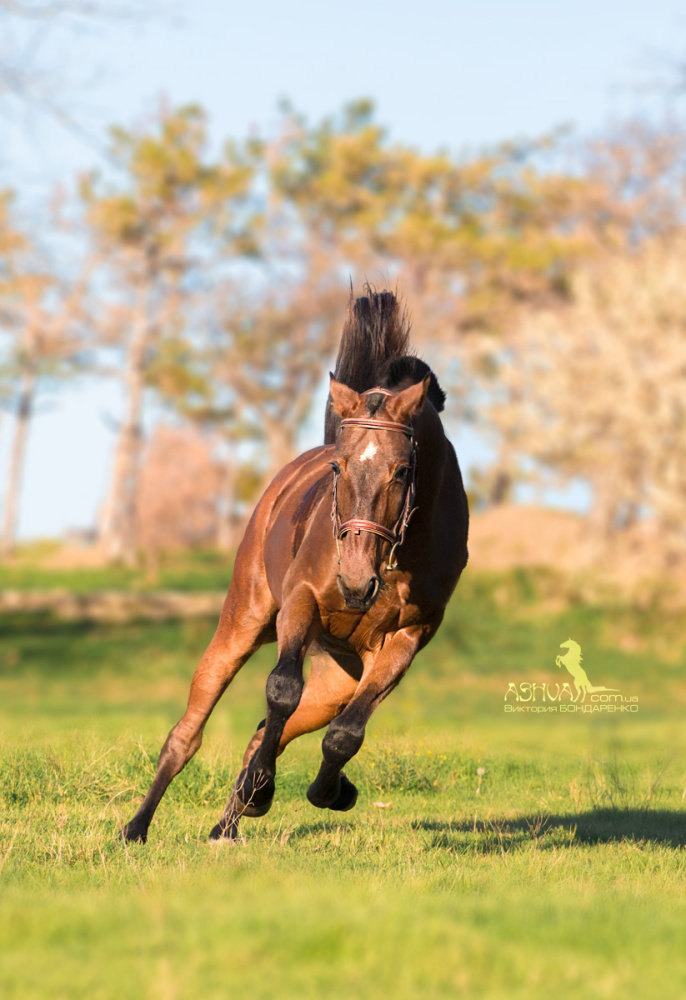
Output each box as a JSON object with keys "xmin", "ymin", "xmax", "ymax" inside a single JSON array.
[{"xmin": 328, "ymin": 375, "xmax": 429, "ymax": 611}]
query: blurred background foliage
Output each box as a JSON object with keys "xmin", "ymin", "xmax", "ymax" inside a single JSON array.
[{"xmin": 0, "ymin": 2, "xmax": 685, "ymax": 591}]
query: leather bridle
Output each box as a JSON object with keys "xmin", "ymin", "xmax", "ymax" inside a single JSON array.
[{"xmin": 330, "ymin": 389, "xmax": 418, "ymax": 572}]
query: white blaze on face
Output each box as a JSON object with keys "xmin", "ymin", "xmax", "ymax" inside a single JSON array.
[{"xmin": 359, "ymin": 441, "xmax": 378, "ymax": 463}]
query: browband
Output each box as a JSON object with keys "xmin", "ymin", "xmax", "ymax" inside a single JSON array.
[
  {"xmin": 340, "ymin": 417, "xmax": 413, "ymax": 436},
  {"xmin": 336, "ymin": 386, "xmax": 413, "ymax": 437},
  {"xmin": 336, "ymin": 518, "xmax": 397, "ymax": 547}
]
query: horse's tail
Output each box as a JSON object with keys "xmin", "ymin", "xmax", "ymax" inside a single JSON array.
[{"xmin": 324, "ymin": 288, "xmax": 411, "ymax": 444}]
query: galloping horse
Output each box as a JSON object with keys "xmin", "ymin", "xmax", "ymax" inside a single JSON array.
[{"xmin": 122, "ymin": 290, "xmax": 469, "ymax": 843}]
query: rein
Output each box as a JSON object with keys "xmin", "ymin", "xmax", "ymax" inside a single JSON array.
[{"xmin": 331, "ymin": 389, "xmax": 418, "ymax": 572}]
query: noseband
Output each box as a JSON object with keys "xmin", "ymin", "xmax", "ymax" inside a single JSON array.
[{"xmin": 331, "ymin": 389, "xmax": 418, "ymax": 572}]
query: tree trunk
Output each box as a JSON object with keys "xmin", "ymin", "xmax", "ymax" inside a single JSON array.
[
  {"xmin": 98, "ymin": 309, "xmax": 148, "ymax": 565},
  {"xmin": 589, "ymin": 478, "xmax": 618, "ymax": 541},
  {"xmin": 487, "ymin": 436, "xmax": 515, "ymax": 507},
  {"xmin": 264, "ymin": 419, "xmax": 296, "ymax": 481},
  {"xmin": 1, "ymin": 365, "xmax": 36, "ymax": 558},
  {"xmin": 215, "ymin": 451, "xmax": 238, "ymax": 552},
  {"xmin": 488, "ymin": 468, "xmax": 513, "ymax": 506}
]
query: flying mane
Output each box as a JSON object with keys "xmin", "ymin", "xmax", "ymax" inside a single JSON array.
[{"xmin": 324, "ymin": 289, "xmax": 446, "ymax": 444}]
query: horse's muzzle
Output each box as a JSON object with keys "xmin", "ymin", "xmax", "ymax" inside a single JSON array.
[{"xmin": 337, "ymin": 573, "xmax": 381, "ymax": 611}]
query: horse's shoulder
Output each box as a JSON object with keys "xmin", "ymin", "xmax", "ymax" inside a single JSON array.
[{"xmin": 256, "ymin": 446, "xmax": 330, "ymax": 513}]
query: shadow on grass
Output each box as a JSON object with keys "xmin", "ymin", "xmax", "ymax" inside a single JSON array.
[
  {"xmin": 414, "ymin": 808, "xmax": 686, "ymax": 852},
  {"xmin": 257, "ymin": 808, "xmax": 685, "ymax": 853},
  {"xmin": 276, "ymin": 819, "xmax": 357, "ymax": 842}
]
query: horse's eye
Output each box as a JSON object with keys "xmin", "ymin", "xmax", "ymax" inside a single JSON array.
[
  {"xmin": 394, "ymin": 466, "xmax": 410, "ymax": 481},
  {"xmin": 329, "ymin": 461, "xmax": 341, "ymax": 475}
]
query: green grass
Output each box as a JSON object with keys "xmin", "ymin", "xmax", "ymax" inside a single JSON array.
[
  {"xmin": 0, "ymin": 547, "xmax": 233, "ymax": 592},
  {"xmin": 1, "ymin": 569, "xmax": 685, "ymax": 999}
]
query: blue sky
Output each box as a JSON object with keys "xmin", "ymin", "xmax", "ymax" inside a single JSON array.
[
  {"xmin": 3, "ymin": 0, "xmax": 686, "ymax": 538},
  {"xmin": 7, "ymin": 0, "xmax": 686, "ymax": 181}
]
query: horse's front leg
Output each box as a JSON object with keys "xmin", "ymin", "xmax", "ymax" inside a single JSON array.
[
  {"xmin": 307, "ymin": 625, "xmax": 427, "ymax": 811},
  {"xmin": 210, "ymin": 589, "xmax": 319, "ymax": 838},
  {"xmin": 121, "ymin": 626, "xmax": 269, "ymax": 843}
]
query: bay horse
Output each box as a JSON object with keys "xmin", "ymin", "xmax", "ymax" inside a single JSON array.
[{"xmin": 122, "ymin": 290, "xmax": 469, "ymax": 843}]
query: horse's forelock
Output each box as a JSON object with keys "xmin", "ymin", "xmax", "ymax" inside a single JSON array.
[{"xmin": 365, "ymin": 392, "xmax": 387, "ymax": 417}]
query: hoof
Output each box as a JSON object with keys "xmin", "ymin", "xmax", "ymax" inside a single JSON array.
[
  {"xmin": 329, "ymin": 773, "xmax": 358, "ymax": 811},
  {"xmin": 307, "ymin": 773, "xmax": 358, "ymax": 812},
  {"xmin": 234, "ymin": 767, "xmax": 275, "ymax": 817},
  {"xmin": 208, "ymin": 819, "xmax": 239, "ymax": 842},
  {"xmin": 120, "ymin": 821, "xmax": 147, "ymax": 844}
]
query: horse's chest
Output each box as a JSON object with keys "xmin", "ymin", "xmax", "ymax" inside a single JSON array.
[{"xmin": 323, "ymin": 579, "xmax": 422, "ymax": 650}]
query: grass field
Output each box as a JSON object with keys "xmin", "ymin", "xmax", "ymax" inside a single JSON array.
[{"xmin": 1, "ymin": 567, "xmax": 685, "ymax": 999}]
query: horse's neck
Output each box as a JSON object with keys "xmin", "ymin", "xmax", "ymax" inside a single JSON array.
[{"xmin": 414, "ymin": 409, "xmax": 450, "ymax": 509}]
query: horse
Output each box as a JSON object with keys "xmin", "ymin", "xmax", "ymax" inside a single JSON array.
[{"xmin": 122, "ymin": 290, "xmax": 469, "ymax": 843}]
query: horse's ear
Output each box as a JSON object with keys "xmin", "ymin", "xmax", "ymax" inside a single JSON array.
[
  {"xmin": 329, "ymin": 376, "xmax": 362, "ymax": 418},
  {"xmin": 387, "ymin": 375, "xmax": 430, "ymax": 422}
]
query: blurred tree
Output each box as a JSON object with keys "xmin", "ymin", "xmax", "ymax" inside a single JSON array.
[
  {"xmin": 464, "ymin": 122, "xmax": 686, "ymax": 558},
  {"xmin": 270, "ymin": 105, "xmax": 686, "ymax": 566},
  {"xmin": 5, "ymin": 89, "xmax": 682, "ymax": 570},
  {"xmin": 266, "ymin": 102, "xmax": 607, "ymax": 508},
  {"xmin": 482, "ymin": 237, "xmax": 686, "ymax": 559},
  {"xmin": 208, "ymin": 277, "xmax": 343, "ymax": 483},
  {"xmin": 135, "ymin": 423, "xmax": 221, "ymax": 574},
  {"xmin": 81, "ymin": 104, "xmax": 253, "ymax": 564},
  {"xmin": 270, "ymin": 102, "xmax": 592, "ymax": 337},
  {"xmin": 0, "ymin": 191, "xmax": 90, "ymax": 556},
  {"xmin": 156, "ymin": 101, "xmax": 617, "ymax": 537}
]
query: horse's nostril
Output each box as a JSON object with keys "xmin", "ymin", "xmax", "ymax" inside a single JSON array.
[{"xmin": 337, "ymin": 574, "xmax": 381, "ymax": 608}]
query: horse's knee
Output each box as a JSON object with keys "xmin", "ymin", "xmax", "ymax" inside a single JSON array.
[
  {"xmin": 322, "ymin": 718, "xmax": 365, "ymax": 769},
  {"xmin": 266, "ymin": 666, "xmax": 303, "ymax": 719}
]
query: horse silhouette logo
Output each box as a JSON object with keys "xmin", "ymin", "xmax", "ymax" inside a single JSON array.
[{"xmin": 555, "ymin": 638, "xmax": 619, "ymax": 700}]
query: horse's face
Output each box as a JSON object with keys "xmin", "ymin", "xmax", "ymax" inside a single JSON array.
[{"xmin": 329, "ymin": 376, "xmax": 429, "ymax": 611}]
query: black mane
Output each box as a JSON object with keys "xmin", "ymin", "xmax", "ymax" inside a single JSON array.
[
  {"xmin": 324, "ymin": 290, "xmax": 446, "ymax": 443},
  {"xmin": 378, "ymin": 356, "xmax": 446, "ymax": 413}
]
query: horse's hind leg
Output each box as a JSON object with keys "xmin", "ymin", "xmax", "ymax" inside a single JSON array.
[
  {"xmin": 210, "ymin": 642, "xmax": 359, "ymax": 840},
  {"xmin": 122, "ymin": 583, "xmax": 276, "ymax": 844}
]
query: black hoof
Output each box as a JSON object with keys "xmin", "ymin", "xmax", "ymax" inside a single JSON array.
[
  {"xmin": 307, "ymin": 773, "xmax": 358, "ymax": 812},
  {"xmin": 234, "ymin": 767, "xmax": 275, "ymax": 817},
  {"xmin": 120, "ymin": 822, "xmax": 147, "ymax": 844},
  {"xmin": 209, "ymin": 819, "xmax": 239, "ymax": 842},
  {"xmin": 329, "ymin": 773, "xmax": 358, "ymax": 811}
]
